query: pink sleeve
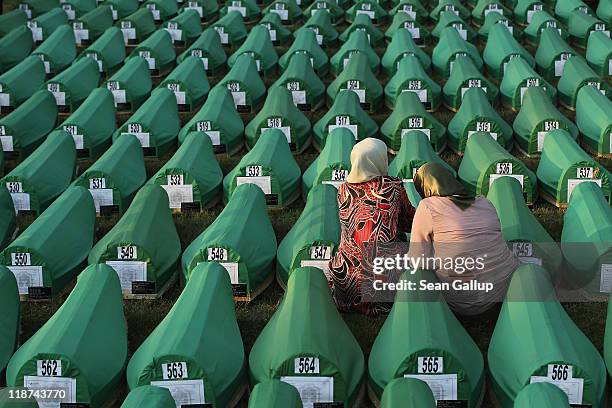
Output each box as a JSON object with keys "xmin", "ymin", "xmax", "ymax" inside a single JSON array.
[{"xmin": 408, "ymin": 202, "xmax": 434, "ymax": 260}]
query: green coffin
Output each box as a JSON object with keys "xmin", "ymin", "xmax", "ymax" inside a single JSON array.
[
  {"xmin": 558, "ymin": 57, "xmax": 610, "ymax": 109},
  {"xmin": 478, "ymin": 12, "xmax": 517, "ymax": 39},
  {"xmin": 227, "ymin": 25, "xmax": 278, "ymax": 74},
  {"xmin": 597, "ymin": 0, "xmax": 612, "ymax": 23},
  {"xmin": 0, "ymin": 56, "xmax": 46, "ymax": 110},
  {"xmin": 430, "ymin": 0, "xmax": 470, "ymax": 21},
  {"xmin": 210, "ymin": 11, "xmax": 248, "ymax": 46},
  {"xmin": 586, "ymin": 31, "xmax": 612, "ymax": 77},
  {"xmin": 74, "ymin": 5, "xmax": 114, "ymax": 44},
  {"xmin": 88, "ymin": 184, "xmax": 181, "ymax": 295},
  {"xmin": 385, "ymin": 55, "xmax": 441, "ymax": 110},
  {"xmin": 263, "ymin": 0, "xmax": 302, "ymax": 23},
  {"xmin": 178, "ymin": 86, "xmax": 244, "ymax": 154},
  {"xmin": 302, "ymin": 128, "xmax": 354, "ymax": 196},
  {"xmin": 220, "ymin": 0, "xmax": 260, "ymax": 21},
  {"xmin": 18, "ymin": 0, "xmax": 59, "ymax": 18},
  {"xmin": 223, "ymin": 129, "xmax": 301, "ymax": 206},
  {"xmin": 488, "ymin": 263, "xmax": 607, "ymax": 407},
  {"xmin": 536, "ymin": 129, "xmax": 611, "ymax": 206},
  {"xmin": 382, "ymin": 91, "xmax": 446, "ymax": 153},
  {"xmin": 442, "ymin": 56, "xmax": 498, "ymax": 110},
  {"xmin": 159, "ymin": 56, "xmax": 209, "ymax": 111},
  {"xmin": 103, "ymin": 56, "xmax": 152, "ymax": 111},
  {"xmin": 576, "ymin": 85, "xmax": 612, "ymax": 155},
  {"xmin": 303, "ymin": 1, "xmax": 344, "ymax": 26},
  {"xmin": 128, "ymin": 29, "xmax": 176, "ymax": 75},
  {"xmin": 249, "ymin": 267, "xmax": 365, "ymax": 406},
  {"xmin": 330, "ymin": 30, "xmax": 379, "ymax": 75},
  {"xmin": 448, "ymin": 87, "xmax": 512, "ymax": 153},
  {"xmin": 0, "ymin": 186, "xmax": 95, "ymax": 296},
  {"xmin": 120, "ymin": 386, "xmax": 175, "ymax": 408},
  {"xmin": 513, "ymin": 382, "xmax": 571, "ymax": 407},
  {"xmin": 216, "ymin": 54, "xmax": 266, "ymax": 113},
  {"xmin": 245, "ymin": 86, "xmax": 311, "ymax": 153},
  {"xmin": 313, "ymin": 90, "xmax": 378, "ymax": 148},
  {"xmin": 149, "ymin": 132, "xmax": 223, "ymax": 210},
  {"xmin": 276, "ymin": 184, "xmax": 340, "ymax": 285},
  {"xmin": 127, "ymin": 262, "xmax": 246, "ymax": 406},
  {"xmin": 513, "ymin": 87, "xmax": 577, "ymax": 155},
  {"xmin": 380, "ymin": 378, "xmax": 436, "ymax": 408},
  {"xmin": 296, "ymin": 9, "xmax": 339, "ymax": 46},
  {"xmin": 116, "ymin": 8, "xmax": 156, "ymax": 45},
  {"xmin": 177, "ymin": 29, "xmax": 226, "ymax": 76},
  {"xmin": 339, "ymin": 13, "xmax": 384, "ymax": 46},
  {"xmin": 524, "ymin": 11, "xmax": 568, "ymax": 44},
  {"xmin": 45, "ymin": 57, "xmax": 101, "ymax": 112},
  {"xmin": 181, "ymin": 183, "xmax": 277, "ymax": 298},
  {"xmin": 0, "ymin": 9, "xmax": 27, "ymax": 37},
  {"xmin": 258, "ymin": 13, "xmax": 292, "ymax": 46},
  {"xmin": 104, "ymin": 0, "xmax": 138, "ymax": 19},
  {"xmin": 113, "ymin": 87, "xmax": 179, "ymax": 157},
  {"xmin": 162, "ymin": 9, "xmax": 201, "ymax": 44},
  {"xmin": 346, "ymin": 0, "xmax": 388, "ymax": 23},
  {"xmin": 327, "ymin": 52, "xmax": 383, "ymax": 113},
  {"xmin": 432, "ymin": 12, "xmax": 477, "ymax": 42},
  {"xmin": 382, "ymin": 28, "xmax": 430, "ymax": 76},
  {"xmin": 483, "ymin": 23, "xmax": 534, "ymax": 80},
  {"xmin": 60, "ymin": 0, "xmax": 97, "ymax": 21},
  {"xmin": 535, "ymin": 28, "xmax": 578, "ymax": 80},
  {"xmin": 71, "ymin": 134, "xmax": 146, "ymax": 214},
  {"xmin": 432, "ymin": 27, "xmax": 483, "ymax": 78},
  {"xmin": 513, "ymin": 0, "xmax": 545, "ymax": 25},
  {"xmin": 81, "ymin": 27, "xmax": 126, "ymax": 74},
  {"xmin": 472, "ymin": 0, "xmax": 511, "ymax": 25},
  {"xmin": 568, "ymin": 11, "xmax": 608, "ymax": 47},
  {"xmin": 388, "ymin": 0, "xmax": 427, "ymax": 22},
  {"xmin": 142, "ymin": 0, "xmax": 178, "ymax": 22},
  {"xmin": 0, "ymin": 186, "xmax": 16, "ymax": 249},
  {"xmin": 0, "ymin": 266, "xmax": 19, "ymax": 372},
  {"xmin": 279, "ymin": 29, "xmax": 328, "ymax": 76},
  {"xmin": 459, "ymin": 132, "xmax": 537, "ymax": 203},
  {"xmin": 31, "ymin": 25, "xmax": 77, "ymax": 75},
  {"xmin": 32, "ymin": 8, "xmax": 69, "ymax": 41},
  {"xmin": 0, "ymin": 27, "xmax": 33, "ymax": 74},
  {"xmin": 179, "ymin": 0, "xmax": 219, "ymax": 22},
  {"xmin": 499, "ymin": 57, "xmax": 556, "ymax": 110},
  {"xmin": 555, "ymin": 0, "xmax": 592, "ymax": 24},
  {"xmin": 272, "ymin": 53, "xmax": 326, "ymax": 112},
  {"xmin": 58, "ymin": 87, "xmax": 116, "ymax": 159},
  {"xmin": 248, "ymin": 380, "xmax": 303, "ymax": 408}
]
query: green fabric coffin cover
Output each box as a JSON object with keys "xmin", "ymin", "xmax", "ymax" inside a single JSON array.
[
  {"xmin": 303, "ymin": 1, "xmax": 344, "ymax": 26},
  {"xmin": 385, "ymin": 12, "xmax": 429, "ymax": 44},
  {"xmin": 104, "ymin": 0, "xmax": 138, "ymax": 19},
  {"xmin": 5, "ymin": 263, "xmax": 128, "ymax": 407},
  {"xmin": 18, "ymin": 0, "xmax": 59, "ymax": 18},
  {"xmin": 113, "ymin": 88, "xmax": 179, "ymax": 157},
  {"xmin": 389, "ymin": 0, "xmax": 428, "ymax": 21},
  {"xmin": 276, "ymin": 184, "xmax": 340, "ymax": 285},
  {"xmin": 159, "ymin": 56, "xmax": 209, "ymax": 111},
  {"xmin": 339, "ymin": 13, "xmax": 384, "ymax": 46},
  {"xmin": 487, "ymin": 177, "xmax": 560, "ymax": 269},
  {"xmin": 478, "ymin": 12, "xmax": 517, "ymax": 39},
  {"xmin": 568, "ymin": 11, "xmax": 608, "ymax": 47},
  {"xmin": 443, "ymin": 56, "xmax": 498, "ymax": 110},
  {"xmin": 216, "ymin": 54, "xmax": 266, "ymax": 112},
  {"xmin": 598, "ymin": 0, "xmax": 612, "ymax": 23},
  {"xmin": 513, "ymin": 0, "xmax": 545, "ymax": 25},
  {"xmin": 103, "ymin": 56, "xmax": 152, "ymax": 111},
  {"xmin": 331, "ymin": 31, "xmax": 379, "ymax": 75},
  {"xmin": 382, "ymin": 91, "xmax": 446, "ymax": 153},
  {"xmin": 576, "ymin": 85, "xmax": 612, "ymax": 155},
  {"xmin": 177, "ymin": 29, "xmax": 227, "ymax": 75},
  {"xmin": 31, "ymin": 25, "xmax": 77, "ymax": 74},
  {"xmin": 432, "ymin": 11, "xmax": 477, "ymax": 42},
  {"xmin": 149, "ymin": 132, "xmax": 222, "ymax": 209},
  {"xmin": 385, "ymin": 55, "xmax": 441, "ymax": 110},
  {"xmin": 248, "ymin": 380, "xmax": 303, "ymax": 408},
  {"xmin": 558, "ymin": 57, "xmax": 610, "ymax": 109},
  {"xmin": 127, "ymin": 262, "xmax": 246, "ymax": 406},
  {"xmin": 368, "ymin": 269, "xmax": 485, "ymax": 406},
  {"xmin": 228, "ymin": 25, "xmax": 278, "ymax": 74},
  {"xmin": 0, "ymin": 27, "xmax": 33, "ymax": 73},
  {"xmin": 220, "ymin": 0, "xmax": 260, "ymax": 21},
  {"xmin": 120, "ymin": 386, "xmax": 175, "ymax": 408},
  {"xmin": 430, "ymin": 0, "xmax": 470, "ymax": 21},
  {"xmin": 210, "ymin": 11, "xmax": 248, "ymax": 46},
  {"xmin": 0, "ymin": 89, "xmax": 57, "ymax": 159},
  {"xmin": 181, "ymin": 183, "xmax": 277, "ymax": 296},
  {"xmin": 272, "ymin": 53, "xmax": 326, "ymax": 112},
  {"xmin": 513, "ymin": 382, "xmax": 571, "ymax": 407},
  {"xmin": 129, "ymin": 29, "xmax": 176, "ymax": 74},
  {"xmin": 313, "ymin": 90, "xmax": 378, "ymax": 148},
  {"xmin": 223, "ymin": 129, "xmax": 301, "ymax": 206},
  {"xmin": 258, "ymin": 13, "xmax": 292, "ymax": 46},
  {"xmin": 0, "ymin": 186, "xmax": 95, "ymax": 296},
  {"xmin": 488, "ymin": 263, "xmax": 607, "ymax": 407},
  {"xmin": 162, "ymin": 9, "xmax": 201, "ymax": 44},
  {"xmin": 459, "ymin": 132, "xmax": 537, "ymax": 202},
  {"xmin": 535, "ymin": 28, "xmax": 578, "ymax": 80},
  {"xmin": 88, "ymin": 184, "xmax": 181, "ymax": 295},
  {"xmin": 72, "ymin": 134, "xmax": 146, "ymax": 213},
  {"xmin": 302, "ymin": 128, "xmax": 354, "ymax": 195},
  {"xmin": 524, "ymin": 11, "xmax": 568, "ymax": 43},
  {"xmin": 555, "ymin": 0, "xmax": 592, "ymax": 23},
  {"xmin": 537, "ymin": 129, "xmax": 611, "ymax": 205},
  {"xmin": 75, "ymin": 5, "xmax": 114, "ymax": 44},
  {"xmin": 513, "ymin": 87, "xmax": 577, "ymax": 155},
  {"xmin": 380, "ymin": 378, "xmax": 436, "ymax": 408},
  {"xmin": 264, "ymin": 0, "xmax": 302, "ymax": 23},
  {"xmin": 561, "ymin": 182, "xmax": 612, "ymax": 291},
  {"xmin": 46, "ymin": 57, "xmax": 100, "ymax": 111},
  {"xmin": 448, "ymin": 87, "xmax": 512, "ymax": 153},
  {"xmin": 483, "ymin": 23, "xmax": 534, "ymax": 80},
  {"xmin": 61, "ymin": 0, "xmax": 97, "ymax": 21},
  {"xmin": 117, "ymin": 8, "xmax": 156, "ymax": 44},
  {"xmin": 382, "ymin": 28, "xmax": 430, "ymax": 76},
  {"xmin": 81, "ymin": 27, "xmax": 126, "ymax": 74},
  {"xmin": 33, "ymin": 9, "xmax": 67, "ymax": 40},
  {"xmin": 178, "ymin": 86, "xmax": 244, "ymax": 154},
  {"xmin": 0, "ymin": 266, "xmax": 19, "ymax": 372},
  {"xmin": 249, "ymin": 267, "xmax": 365, "ymax": 406},
  {"xmin": 500, "ymin": 57, "xmax": 556, "ymax": 110},
  {"xmin": 346, "ymin": 0, "xmax": 388, "ymax": 23},
  {"xmin": 472, "ymin": 0, "xmax": 511, "ymax": 24},
  {"xmin": 0, "ymin": 56, "xmax": 46, "ymax": 109},
  {"xmin": 180, "ymin": 0, "xmax": 219, "ymax": 22},
  {"xmin": 328, "ymin": 52, "xmax": 383, "ymax": 113},
  {"xmin": 586, "ymin": 31, "xmax": 612, "ymax": 77},
  {"xmin": 0, "ymin": 186, "xmax": 16, "ymax": 249},
  {"xmin": 296, "ymin": 9, "xmax": 339, "ymax": 46},
  {"xmin": 245, "ymin": 86, "xmax": 311, "ymax": 153},
  {"xmin": 143, "ymin": 0, "xmax": 178, "ymax": 22},
  {"xmin": 0, "ymin": 9, "xmax": 27, "ymax": 37},
  {"xmin": 432, "ymin": 27, "xmax": 483, "ymax": 78},
  {"xmin": 2, "ymin": 130, "xmax": 76, "ymax": 214},
  {"xmin": 279, "ymin": 29, "xmax": 328, "ymax": 75},
  {"xmin": 59, "ymin": 87, "xmax": 116, "ymax": 159}
]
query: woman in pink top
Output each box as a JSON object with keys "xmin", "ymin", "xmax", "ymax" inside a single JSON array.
[{"xmin": 408, "ymin": 163, "xmax": 519, "ymax": 315}]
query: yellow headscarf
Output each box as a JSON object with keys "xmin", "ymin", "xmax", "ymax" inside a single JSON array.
[{"xmin": 347, "ymin": 138, "xmax": 389, "ymax": 183}]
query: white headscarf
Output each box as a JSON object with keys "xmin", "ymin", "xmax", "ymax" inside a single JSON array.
[{"xmin": 347, "ymin": 138, "xmax": 389, "ymax": 183}]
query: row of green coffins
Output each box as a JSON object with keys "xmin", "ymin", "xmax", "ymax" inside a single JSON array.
[{"xmin": 3, "ymin": 259, "xmax": 611, "ymax": 407}]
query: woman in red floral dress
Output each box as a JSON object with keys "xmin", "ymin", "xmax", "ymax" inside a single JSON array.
[{"xmin": 329, "ymin": 138, "xmax": 415, "ymax": 315}]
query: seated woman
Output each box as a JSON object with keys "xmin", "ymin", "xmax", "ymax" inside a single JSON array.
[
  {"xmin": 329, "ymin": 138, "xmax": 415, "ymax": 315},
  {"xmin": 409, "ymin": 162, "xmax": 519, "ymax": 316}
]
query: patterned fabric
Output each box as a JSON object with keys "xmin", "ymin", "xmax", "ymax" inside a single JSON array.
[{"xmin": 329, "ymin": 175, "xmax": 415, "ymax": 315}]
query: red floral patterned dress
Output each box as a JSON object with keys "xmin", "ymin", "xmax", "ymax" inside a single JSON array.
[{"xmin": 329, "ymin": 175, "xmax": 415, "ymax": 315}]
